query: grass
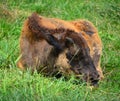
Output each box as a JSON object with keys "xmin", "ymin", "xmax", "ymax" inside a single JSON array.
[{"xmin": 0, "ymin": 0, "xmax": 120, "ymax": 101}]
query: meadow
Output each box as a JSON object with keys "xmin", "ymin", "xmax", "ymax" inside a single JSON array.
[{"xmin": 0, "ymin": 0, "xmax": 120, "ymax": 101}]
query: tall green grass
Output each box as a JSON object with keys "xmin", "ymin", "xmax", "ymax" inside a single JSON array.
[{"xmin": 0, "ymin": 0, "xmax": 120, "ymax": 101}]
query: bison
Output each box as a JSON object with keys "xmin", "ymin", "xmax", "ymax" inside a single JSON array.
[{"xmin": 17, "ymin": 13, "xmax": 104, "ymax": 86}]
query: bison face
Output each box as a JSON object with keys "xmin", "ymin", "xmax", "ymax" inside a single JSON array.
[
  {"xmin": 32, "ymin": 30, "xmax": 100, "ymax": 86},
  {"xmin": 65, "ymin": 38, "xmax": 100, "ymax": 86}
]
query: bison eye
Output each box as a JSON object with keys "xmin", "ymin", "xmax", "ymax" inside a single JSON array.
[{"xmin": 66, "ymin": 52, "xmax": 73, "ymax": 60}]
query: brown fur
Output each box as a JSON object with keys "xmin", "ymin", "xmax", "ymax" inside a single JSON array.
[{"xmin": 17, "ymin": 13, "xmax": 104, "ymax": 84}]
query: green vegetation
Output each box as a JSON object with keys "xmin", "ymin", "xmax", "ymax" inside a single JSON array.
[{"xmin": 0, "ymin": 0, "xmax": 120, "ymax": 101}]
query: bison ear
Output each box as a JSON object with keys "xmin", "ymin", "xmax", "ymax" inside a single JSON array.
[
  {"xmin": 65, "ymin": 37, "xmax": 74, "ymax": 48},
  {"xmin": 45, "ymin": 33, "xmax": 63, "ymax": 51}
]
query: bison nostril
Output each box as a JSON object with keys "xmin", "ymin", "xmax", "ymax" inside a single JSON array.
[
  {"xmin": 89, "ymin": 76, "xmax": 99, "ymax": 86},
  {"xmin": 97, "ymin": 73, "xmax": 100, "ymax": 78},
  {"xmin": 90, "ymin": 77, "xmax": 94, "ymax": 81},
  {"xmin": 91, "ymin": 80, "xmax": 99, "ymax": 86},
  {"xmin": 93, "ymin": 72, "xmax": 100, "ymax": 80}
]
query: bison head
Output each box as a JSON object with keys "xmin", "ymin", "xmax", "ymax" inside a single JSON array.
[
  {"xmin": 65, "ymin": 37, "xmax": 100, "ymax": 86},
  {"xmin": 45, "ymin": 31, "xmax": 100, "ymax": 86}
]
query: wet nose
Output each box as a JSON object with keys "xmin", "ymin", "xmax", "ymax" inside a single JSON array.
[{"xmin": 89, "ymin": 72, "xmax": 100, "ymax": 86}]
